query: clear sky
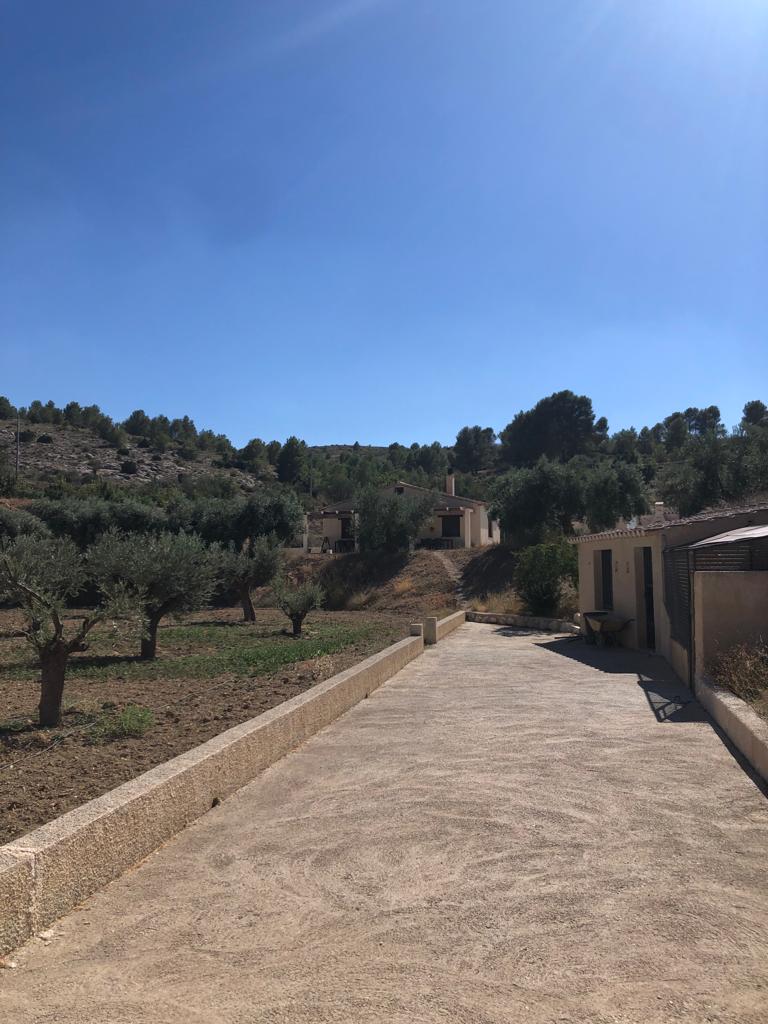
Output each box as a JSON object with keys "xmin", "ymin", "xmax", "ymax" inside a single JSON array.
[{"xmin": 2, "ymin": 0, "xmax": 766, "ymax": 447}]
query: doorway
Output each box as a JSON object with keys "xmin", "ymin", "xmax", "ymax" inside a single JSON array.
[{"xmin": 642, "ymin": 546, "xmax": 656, "ymax": 649}]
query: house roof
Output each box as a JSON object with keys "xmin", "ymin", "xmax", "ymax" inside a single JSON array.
[
  {"xmin": 317, "ymin": 480, "xmax": 487, "ymax": 515},
  {"xmin": 571, "ymin": 501, "xmax": 768, "ymax": 544}
]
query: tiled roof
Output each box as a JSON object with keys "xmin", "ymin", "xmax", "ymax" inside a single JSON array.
[
  {"xmin": 572, "ymin": 501, "xmax": 768, "ymax": 543},
  {"xmin": 317, "ymin": 481, "xmax": 487, "ymax": 515}
]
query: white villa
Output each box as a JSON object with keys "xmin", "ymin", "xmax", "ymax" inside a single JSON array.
[{"xmin": 316, "ymin": 476, "xmax": 501, "ymax": 553}]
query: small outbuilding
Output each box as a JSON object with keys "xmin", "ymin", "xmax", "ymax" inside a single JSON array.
[{"xmin": 573, "ymin": 502, "xmax": 768, "ymax": 684}]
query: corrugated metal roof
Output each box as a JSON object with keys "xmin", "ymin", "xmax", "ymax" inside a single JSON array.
[{"xmin": 689, "ymin": 524, "xmax": 768, "ymax": 548}]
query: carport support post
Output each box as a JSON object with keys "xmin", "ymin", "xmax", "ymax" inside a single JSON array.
[{"xmin": 424, "ymin": 617, "xmax": 438, "ymax": 645}]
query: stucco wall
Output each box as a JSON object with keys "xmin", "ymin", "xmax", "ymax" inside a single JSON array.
[
  {"xmin": 577, "ymin": 534, "xmax": 668, "ymax": 655},
  {"xmin": 694, "ymin": 571, "xmax": 768, "ymax": 675},
  {"xmin": 324, "ymin": 507, "xmax": 497, "ymax": 549},
  {"xmin": 320, "ymin": 516, "xmax": 343, "ymax": 544}
]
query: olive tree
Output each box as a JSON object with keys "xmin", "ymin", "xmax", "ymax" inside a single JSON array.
[
  {"xmin": 218, "ymin": 534, "xmax": 282, "ymax": 622},
  {"xmin": 89, "ymin": 531, "xmax": 217, "ymax": 659},
  {"xmin": 274, "ymin": 579, "xmax": 324, "ymax": 638},
  {"xmin": 356, "ymin": 490, "xmax": 434, "ymax": 553},
  {"xmin": 0, "ymin": 537, "xmax": 121, "ymax": 727}
]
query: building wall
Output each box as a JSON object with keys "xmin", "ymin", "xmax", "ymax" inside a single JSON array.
[
  {"xmin": 319, "ymin": 516, "xmax": 344, "ymax": 544},
  {"xmin": 322, "ymin": 504, "xmax": 500, "ymax": 549},
  {"xmin": 418, "ymin": 513, "xmax": 466, "ymax": 544},
  {"xmin": 577, "ymin": 534, "xmax": 670, "ymax": 657},
  {"xmin": 693, "ymin": 571, "xmax": 768, "ymax": 678},
  {"xmin": 577, "ymin": 510, "xmax": 768, "ymax": 684}
]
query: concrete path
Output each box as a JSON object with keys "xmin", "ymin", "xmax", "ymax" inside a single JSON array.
[{"xmin": 3, "ymin": 624, "xmax": 768, "ymax": 1023}]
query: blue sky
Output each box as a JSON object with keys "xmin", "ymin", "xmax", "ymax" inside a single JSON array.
[{"xmin": 2, "ymin": 0, "xmax": 766, "ymax": 447}]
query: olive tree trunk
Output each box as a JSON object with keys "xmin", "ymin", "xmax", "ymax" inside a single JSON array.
[
  {"xmin": 38, "ymin": 643, "xmax": 68, "ymax": 727},
  {"xmin": 240, "ymin": 585, "xmax": 256, "ymax": 623},
  {"xmin": 290, "ymin": 613, "xmax": 305, "ymax": 638},
  {"xmin": 140, "ymin": 613, "xmax": 162, "ymax": 660}
]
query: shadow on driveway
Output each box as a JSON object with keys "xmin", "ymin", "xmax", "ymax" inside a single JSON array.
[{"xmin": 526, "ymin": 633, "xmax": 768, "ymax": 797}]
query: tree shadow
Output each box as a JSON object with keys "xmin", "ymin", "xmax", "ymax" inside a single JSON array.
[
  {"xmin": 70, "ymin": 653, "xmax": 144, "ymax": 670},
  {"xmin": 460, "ymin": 547, "xmax": 518, "ymax": 599},
  {"xmin": 183, "ymin": 618, "xmax": 251, "ymax": 629}
]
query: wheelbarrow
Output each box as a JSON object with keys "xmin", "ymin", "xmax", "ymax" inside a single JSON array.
[{"xmin": 583, "ymin": 611, "xmax": 632, "ymax": 647}]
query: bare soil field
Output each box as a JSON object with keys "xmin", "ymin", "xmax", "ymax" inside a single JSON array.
[{"xmin": 0, "ymin": 607, "xmax": 409, "ymax": 843}]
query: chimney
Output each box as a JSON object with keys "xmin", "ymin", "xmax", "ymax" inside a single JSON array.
[
  {"xmin": 445, "ymin": 473, "xmax": 455, "ymax": 497},
  {"xmin": 654, "ymin": 501, "xmax": 665, "ymax": 523}
]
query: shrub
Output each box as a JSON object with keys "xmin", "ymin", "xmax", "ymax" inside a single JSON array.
[
  {"xmin": 0, "ymin": 505, "xmax": 51, "ymax": 541},
  {"xmin": 710, "ymin": 639, "xmax": 768, "ymax": 706},
  {"xmin": 274, "ymin": 579, "xmax": 324, "ymax": 637},
  {"xmin": 36, "ymin": 433, "xmax": 54, "ymax": 444},
  {"xmin": 17, "ymin": 429, "xmax": 35, "ymax": 443},
  {"xmin": 120, "ymin": 460, "xmax": 138, "ymax": 475},
  {"xmin": 514, "ymin": 540, "xmax": 578, "ymax": 616},
  {"xmin": 151, "ymin": 453, "xmax": 162, "ymax": 462},
  {"xmin": 117, "ymin": 447, "xmax": 131, "ymax": 457}
]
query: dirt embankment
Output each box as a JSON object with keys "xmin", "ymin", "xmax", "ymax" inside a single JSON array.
[{"xmin": 283, "ymin": 549, "xmax": 464, "ymax": 617}]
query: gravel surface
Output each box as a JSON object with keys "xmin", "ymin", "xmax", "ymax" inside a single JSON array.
[{"xmin": 2, "ymin": 624, "xmax": 767, "ymax": 1023}]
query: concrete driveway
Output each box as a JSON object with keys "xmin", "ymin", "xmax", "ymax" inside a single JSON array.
[{"xmin": 2, "ymin": 623, "xmax": 767, "ymax": 1023}]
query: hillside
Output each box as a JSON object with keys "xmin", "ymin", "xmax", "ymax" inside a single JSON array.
[{"xmin": 0, "ymin": 421, "xmax": 259, "ymax": 492}]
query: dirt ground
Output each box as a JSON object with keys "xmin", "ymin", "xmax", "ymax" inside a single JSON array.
[
  {"xmin": 0, "ymin": 607, "xmax": 408, "ymax": 843},
  {"xmin": 3, "ymin": 624, "xmax": 767, "ymax": 1022}
]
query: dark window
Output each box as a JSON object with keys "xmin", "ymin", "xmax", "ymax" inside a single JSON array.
[
  {"xmin": 340, "ymin": 517, "xmax": 353, "ymax": 540},
  {"xmin": 600, "ymin": 549, "xmax": 613, "ymax": 609},
  {"xmin": 488, "ymin": 518, "xmax": 493, "ymax": 540},
  {"xmin": 441, "ymin": 515, "xmax": 461, "ymax": 539},
  {"xmin": 395, "ymin": 486, "xmax": 405, "ymax": 494}
]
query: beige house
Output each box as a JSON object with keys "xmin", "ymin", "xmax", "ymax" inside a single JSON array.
[
  {"xmin": 573, "ymin": 502, "xmax": 768, "ymax": 685},
  {"xmin": 316, "ymin": 477, "xmax": 501, "ymax": 553}
]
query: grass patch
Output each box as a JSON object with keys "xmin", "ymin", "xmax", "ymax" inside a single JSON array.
[
  {"xmin": 0, "ymin": 617, "xmax": 383, "ymax": 685},
  {"xmin": 89, "ymin": 705, "xmax": 155, "ymax": 742}
]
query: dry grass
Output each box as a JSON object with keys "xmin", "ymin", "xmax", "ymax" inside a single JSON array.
[
  {"xmin": 470, "ymin": 588, "xmax": 524, "ymax": 615},
  {"xmin": 392, "ymin": 577, "xmax": 414, "ymax": 596},
  {"xmin": 346, "ymin": 589, "xmax": 374, "ymax": 610},
  {"xmin": 710, "ymin": 637, "xmax": 768, "ymax": 721}
]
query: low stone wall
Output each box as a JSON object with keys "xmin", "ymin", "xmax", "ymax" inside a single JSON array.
[
  {"xmin": 466, "ymin": 611, "xmax": 579, "ymax": 634},
  {"xmin": 0, "ymin": 633, "xmax": 423, "ymax": 956},
  {"xmin": 695, "ymin": 675, "xmax": 768, "ymax": 784},
  {"xmin": 424, "ymin": 610, "xmax": 466, "ymax": 645}
]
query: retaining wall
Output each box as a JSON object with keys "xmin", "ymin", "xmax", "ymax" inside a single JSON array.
[
  {"xmin": 466, "ymin": 611, "xmax": 579, "ymax": 633},
  {"xmin": 694, "ymin": 674, "xmax": 768, "ymax": 785},
  {"xmin": 424, "ymin": 610, "xmax": 466, "ymax": 644},
  {"xmin": 0, "ymin": 632, "xmax": 423, "ymax": 956}
]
